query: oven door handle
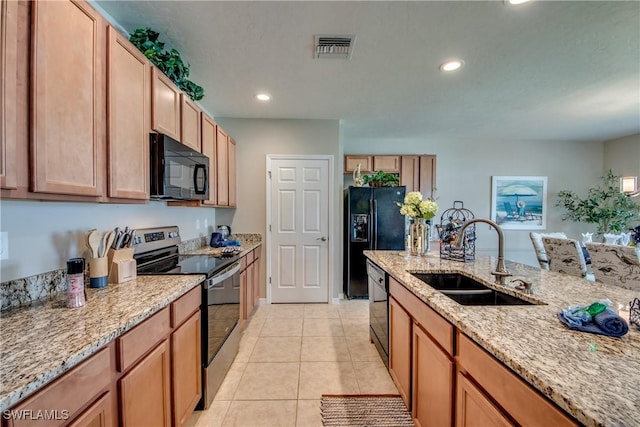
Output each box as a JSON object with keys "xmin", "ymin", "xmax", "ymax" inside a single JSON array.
[{"xmin": 207, "ymin": 262, "xmax": 241, "ymax": 287}]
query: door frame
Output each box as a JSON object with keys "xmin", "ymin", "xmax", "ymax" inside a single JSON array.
[{"xmin": 266, "ymin": 154, "xmax": 335, "ymax": 304}]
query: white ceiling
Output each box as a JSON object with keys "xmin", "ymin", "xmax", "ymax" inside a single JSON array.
[{"xmin": 96, "ymin": 1, "xmax": 640, "ymax": 143}]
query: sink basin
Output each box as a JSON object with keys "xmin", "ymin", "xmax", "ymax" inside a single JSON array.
[{"xmin": 411, "ymin": 273, "xmax": 534, "ymax": 306}]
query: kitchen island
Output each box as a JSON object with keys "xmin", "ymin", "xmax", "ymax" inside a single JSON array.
[{"xmin": 365, "ymin": 250, "xmax": 639, "ymax": 427}]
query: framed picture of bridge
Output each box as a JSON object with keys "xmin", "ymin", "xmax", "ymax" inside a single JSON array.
[{"xmin": 491, "ymin": 176, "xmax": 547, "ymax": 230}]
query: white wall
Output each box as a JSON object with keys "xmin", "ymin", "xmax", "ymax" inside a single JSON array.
[
  {"xmin": 345, "ymin": 137, "xmax": 605, "ymax": 266},
  {"xmin": 0, "ymin": 200, "xmax": 216, "ymax": 282},
  {"xmin": 213, "ymin": 118, "xmax": 342, "ymax": 300},
  {"xmin": 603, "ymin": 133, "xmax": 640, "ymax": 177}
]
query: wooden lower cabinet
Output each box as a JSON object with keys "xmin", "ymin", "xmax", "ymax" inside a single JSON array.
[
  {"xmin": 412, "ymin": 324, "xmax": 454, "ymax": 427},
  {"xmin": 5, "ymin": 346, "xmax": 114, "ymax": 427},
  {"xmin": 172, "ymin": 311, "xmax": 202, "ymax": 427},
  {"xmin": 68, "ymin": 392, "xmax": 114, "ymax": 427},
  {"xmin": 388, "ymin": 296, "xmax": 412, "ymax": 409},
  {"xmin": 119, "ymin": 339, "xmax": 171, "ymax": 427},
  {"xmin": 389, "ymin": 277, "xmax": 579, "ymax": 427},
  {"xmin": 456, "ymin": 373, "xmax": 513, "ymax": 427}
]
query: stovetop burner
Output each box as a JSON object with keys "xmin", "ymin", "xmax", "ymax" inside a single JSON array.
[{"xmin": 132, "ymin": 226, "xmax": 240, "ymax": 277}]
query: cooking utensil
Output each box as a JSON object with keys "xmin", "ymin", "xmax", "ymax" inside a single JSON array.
[
  {"xmin": 101, "ymin": 231, "xmax": 116, "ymax": 257},
  {"xmin": 87, "ymin": 229, "xmax": 101, "ymax": 258}
]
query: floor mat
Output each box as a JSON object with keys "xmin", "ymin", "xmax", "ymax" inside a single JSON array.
[{"xmin": 321, "ymin": 394, "xmax": 414, "ymax": 426}]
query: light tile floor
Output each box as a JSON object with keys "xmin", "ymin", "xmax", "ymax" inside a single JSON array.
[{"xmin": 186, "ymin": 300, "xmax": 398, "ymax": 427}]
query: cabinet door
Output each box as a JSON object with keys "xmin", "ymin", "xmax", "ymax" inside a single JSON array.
[
  {"xmin": 31, "ymin": 0, "xmax": 105, "ymax": 196},
  {"xmin": 240, "ymin": 267, "xmax": 248, "ymax": 320},
  {"xmin": 389, "ymin": 296, "xmax": 412, "ymax": 409},
  {"xmin": 172, "ymin": 311, "xmax": 202, "ymax": 427},
  {"xmin": 106, "ymin": 26, "xmax": 150, "ymax": 200},
  {"xmin": 216, "ymin": 126, "xmax": 229, "ymax": 206},
  {"xmin": 456, "ymin": 373, "xmax": 513, "ymax": 427},
  {"xmin": 419, "ymin": 155, "xmax": 436, "ymax": 198},
  {"xmin": 228, "ymin": 137, "xmax": 237, "ymax": 207},
  {"xmin": 0, "ymin": 0, "xmax": 17, "ymax": 189},
  {"xmin": 252, "ymin": 249, "xmax": 261, "ymax": 310},
  {"xmin": 344, "ymin": 155, "xmax": 372, "ymax": 173},
  {"xmin": 373, "ymin": 155, "xmax": 400, "ymax": 173},
  {"xmin": 120, "ymin": 340, "xmax": 171, "ymax": 427},
  {"xmin": 151, "ymin": 67, "xmax": 181, "ymax": 141},
  {"xmin": 201, "ymin": 114, "xmax": 217, "ymax": 205},
  {"xmin": 413, "ymin": 324, "xmax": 455, "ymax": 427},
  {"xmin": 68, "ymin": 392, "xmax": 115, "ymax": 427},
  {"xmin": 400, "ymin": 156, "xmax": 420, "ymax": 194},
  {"xmin": 180, "ymin": 94, "xmax": 201, "ymax": 152}
]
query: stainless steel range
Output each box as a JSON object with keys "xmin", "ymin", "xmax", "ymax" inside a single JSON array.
[{"xmin": 133, "ymin": 226, "xmax": 241, "ymax": 409}]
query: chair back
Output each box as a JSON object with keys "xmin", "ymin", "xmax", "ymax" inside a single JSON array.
[
  {"xmin": 542, "ymin": 237, "xmax": 587, "ymax": 278},
  {"xmin": 529, "ymin": 232, "xmax": 568, "ymax": 270},
  {"xmin": 584, "ymin": 242, "xmax": 640, "ymax": 291}
]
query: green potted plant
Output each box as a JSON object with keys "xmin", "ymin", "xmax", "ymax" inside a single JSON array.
[
  {"xmin": 129, "ymin": 28, "xmax": 205, "ymax": 101},
  {"xmin": 363, "ymin": 171, "xmax": 399, "ymax": 187},
  {"xmin": 556, "ymin": 170, "xmax": 640, "ymax": 235}
]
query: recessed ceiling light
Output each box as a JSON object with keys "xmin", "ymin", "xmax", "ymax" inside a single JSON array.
[
  {"xmin": 506, "ymin": 0, "xmax": 531, "ymax": 5},
  {"xmin": 439, "ymin": 60, "xmax": 464, "ymax": 72},
  {"xmin": 255, "ymin": 93, "xmax": 271, "ymax": 101}
]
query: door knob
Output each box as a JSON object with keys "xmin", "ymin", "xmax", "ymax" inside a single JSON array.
[{"xmin": 317, "ymin": 237, "xmax": 327, "ymax": 241}]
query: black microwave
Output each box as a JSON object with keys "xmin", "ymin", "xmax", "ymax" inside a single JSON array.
[{"xmin": 150, "ymin": 133, "xmax": 209, "ymax": 201}]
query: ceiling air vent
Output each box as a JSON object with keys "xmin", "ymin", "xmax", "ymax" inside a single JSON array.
[{"xmin": 314, "ymin": 35, "xmax": 356, "ymax": 59}]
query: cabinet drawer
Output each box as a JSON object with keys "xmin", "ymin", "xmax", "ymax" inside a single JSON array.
[
  {"xmin": 246, "ymin": 249, "xmax": 255, "ymax": 265},
  {"xmin": 171, "ymin": 286, "xmax": 202, "ymax": 328},
  {"xmin": 9, "ymin": 346, "xmax": 112, "ymax": 427},
  {"xmin": 457, "ymin": 333, "xmax": 578, "ymax": 427},
  {"xmin": 389, "ymin": 277, "xmax": 454, "ymax": 355},
  {"xmin": 240, "ymin": 255, "xmax": 247, "ymax": 271},
  {"xmin": 118, "ymin": 307, "xmax": 170, "ymax": 372},
  {"xmin": 254, "ymin": 244, "xmax": 262, "ymax": 260}
]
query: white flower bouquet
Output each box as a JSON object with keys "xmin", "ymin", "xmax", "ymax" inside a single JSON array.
[{"xmin": 397, "ymin": 191, "xmax": 438, "ymax": 220}]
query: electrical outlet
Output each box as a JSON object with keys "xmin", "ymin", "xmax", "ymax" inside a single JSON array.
[
  {"xmin": 204, "ymin": 219, "xmax": 208, "ymax": 229},
  {"xmin": 0, "ymin": 232, "xmax": 8, "ymax": 261},
  {"xmin": 196, "ymin": 219, "xmax": 201, "ymax": 230}
]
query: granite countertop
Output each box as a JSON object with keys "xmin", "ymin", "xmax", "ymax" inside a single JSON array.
[
  {"xmin": 365, "ymin": 250, "xmax": 640, "ymax": 427},
  {"xmin": 185, "ymin": 234, "xmax": 262, "ymax": 257},
  {"xmin": 0, "ymin": 274, "xmax": 204, "ymax": 411},
  {"xmin": 0, "ymin": 234, "xmax": 263, "ymax": 411}
]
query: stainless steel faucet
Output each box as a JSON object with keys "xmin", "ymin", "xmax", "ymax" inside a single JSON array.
[{"xmin": 452, "ymin": 218, "xmax": 511, "ymax": 285}]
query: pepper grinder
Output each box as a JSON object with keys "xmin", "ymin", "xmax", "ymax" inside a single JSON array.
[{"xmin": 67, "ymin": 258, "xmax": 86, "ymax": 308}]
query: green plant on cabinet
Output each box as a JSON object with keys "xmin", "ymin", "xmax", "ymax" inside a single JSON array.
[
  {"xmin": 129, "ymin": 28, "xmax": 205, "ymax": 101},
  {"xmin": 363, "ymin": 171, "xmax": 399, "ymax": 187}
]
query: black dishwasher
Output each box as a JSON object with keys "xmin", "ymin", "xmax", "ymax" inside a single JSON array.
[{"xmin": 367, "ymin": 260, "xmax": 389, "ymax": 367}]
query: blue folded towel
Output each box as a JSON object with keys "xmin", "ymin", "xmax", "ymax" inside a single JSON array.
[{"xmin": 557, "ymin": 306, "xmax": 629, "ymax": 338}]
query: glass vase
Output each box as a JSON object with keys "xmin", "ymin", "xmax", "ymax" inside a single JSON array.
[{"xmin": 408, "ymin": 218, "xmax": 430, "ymax": 256}]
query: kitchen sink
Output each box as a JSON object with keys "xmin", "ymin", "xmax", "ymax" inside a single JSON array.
[{"xmin": 411, "ymin": 273, "xmax": 534, "ymax": 306}]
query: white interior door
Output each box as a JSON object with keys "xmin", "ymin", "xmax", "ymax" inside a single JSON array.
[{"xmin": 268, "ymin": 157, "xmax": 330, "ymax": 303}]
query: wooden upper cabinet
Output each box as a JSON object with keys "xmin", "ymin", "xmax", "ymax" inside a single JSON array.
[
  {"xmin": 419, "ymin": 155, "xmax": 436, "ymax": 199},
  {"xmin": 401, "ymin": 156, "xmax": 420, "ymax": 193},
  {"xmin": 30, "ymin": 0, "xmax": 105, "ymax": 196},
  {"xmin": 216, "ymin": 126, "xmax": 229, "ymax": 206},
  {"xmin": 0, "ymin": 0, "xmax": 18, "ymax": 190},
  {"xmin": 201, "ymin": 114, "xmax": 217, "ymax": 205},
  {"xmin": 180, "ymin": 94, "xmax": 201, "ymax": 152},
  {"xmin": 151, "ymin": 67, "xmax": 181, "ymax": 141},
  {"xmin": 344, "ymin": 155, "xmax": 372, "ymax": 173},
  {"xmin": 373, "ymin": 155, "xmax": 400, "ymax": 173},
  {"xmin": 228, "ymin": 137, "xmax": 237, "ymax": 207},
  {"xmin": 106, "ymin": 26, "xmax": 150, "ymax": 200}
]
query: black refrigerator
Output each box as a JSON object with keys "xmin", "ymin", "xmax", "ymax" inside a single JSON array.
[{"xmin": 344, "ymin": 186, "xmax": 406, "ymax": 298}]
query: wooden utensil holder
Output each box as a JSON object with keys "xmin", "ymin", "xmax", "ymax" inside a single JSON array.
[{"xmin": 107, "ymin": 248, "xmax": 136, "ymax": 284}]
